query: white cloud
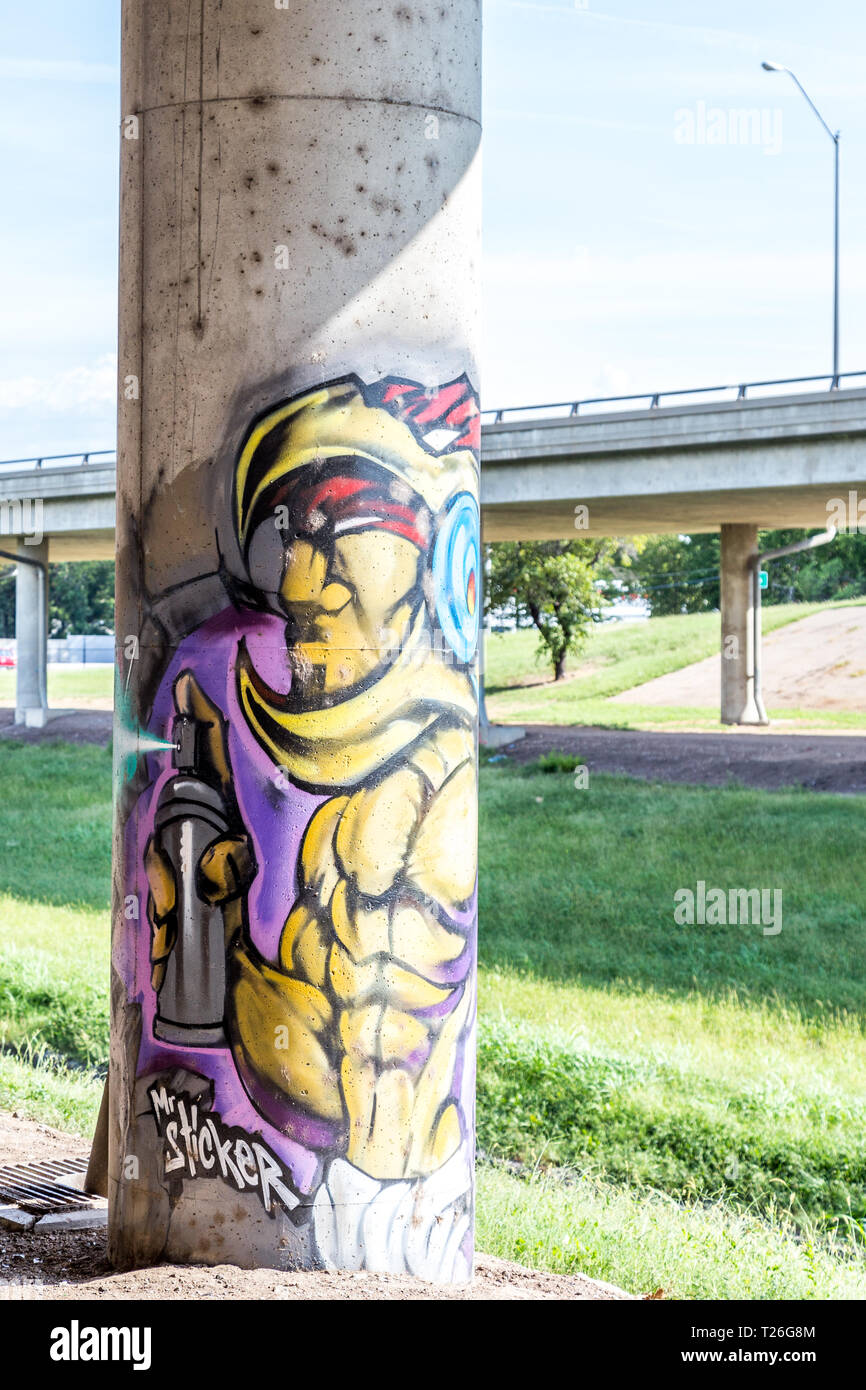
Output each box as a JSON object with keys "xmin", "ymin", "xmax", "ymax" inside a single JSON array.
[{"xmin": 0, "ymin": 354, "xmax": 116, "ymax": 413}]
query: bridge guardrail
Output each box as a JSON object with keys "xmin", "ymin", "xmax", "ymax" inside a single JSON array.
[
  {"xmin": 481, "ymin": 370, "xmax": 866, "ymax": 424},
  {"xmin": 3, "ymin": 371, "xmax": 866, "ymax": 469},
  {"xmin": 0, "ymin": 449, "xmax": 116, "ymax": 474}
]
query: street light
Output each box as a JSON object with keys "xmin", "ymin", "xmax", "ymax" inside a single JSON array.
[{"xmin": 762, "ymin": 62, "xmax": 841, "ymax": 384}]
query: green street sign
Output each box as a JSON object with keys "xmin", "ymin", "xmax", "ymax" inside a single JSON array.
[{"xmin": 759, "ymin": 570, "xmax": 769, "ymax": 590}]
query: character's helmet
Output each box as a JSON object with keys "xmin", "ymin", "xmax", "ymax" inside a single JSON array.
[{"xmin": 234, "ymin": 375, "xmax": 481, "ymax": 667}]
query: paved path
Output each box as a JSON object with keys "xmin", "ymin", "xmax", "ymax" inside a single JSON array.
[
  {"xmin": 614, "ymin": 607, "xmax": 866, "ymax": 711},
  {"xmin": 0, "ymin": 709, "xmax": 112, "ymax": 745},
  {"xmin": 4, "ymin": 709, "xmax": 864, "ymax": 793},
  {"xmin": 503, "ymin": 724, "xmax": 866, "ymax": 793}
]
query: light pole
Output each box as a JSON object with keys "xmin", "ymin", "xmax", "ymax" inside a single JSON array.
[{"xmin": 762, "ymin": 61, "xmax": 840, "ymax": 384}]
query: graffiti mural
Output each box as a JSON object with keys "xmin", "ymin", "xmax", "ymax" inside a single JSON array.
[{"xmin": 117, "ymin": 375, "xmax": 480, "ymax": 1280}]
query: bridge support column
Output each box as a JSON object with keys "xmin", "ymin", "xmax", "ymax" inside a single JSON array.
[
  {"xmin": 14, "ymin": 540, "xmax": 49, "ymax": 728},
  {"xmin": 720, "ymin": 523, "xmax": 767, "ymax": 726},
  {"xmin": 109, "ymin": 0, "xmax": 481, "ymax": 1280},
  {"xmin": 478, "ymin": 549, "xmax": 524, "ymax": 747}
]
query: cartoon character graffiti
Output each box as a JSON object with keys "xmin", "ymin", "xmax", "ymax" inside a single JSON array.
[{"xmin": 129, "ymin": 376, "xmax": 480, "ymax": 1279}]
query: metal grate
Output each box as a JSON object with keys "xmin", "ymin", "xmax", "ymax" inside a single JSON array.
[{"xmin": 0, "ymin": 1158, "xmax": 96, "ymax": 1215}]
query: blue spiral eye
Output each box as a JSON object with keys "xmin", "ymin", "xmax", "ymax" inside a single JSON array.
[{"xmin": 432, "ymin": 492, "xmax": 480, "ymax": 665}]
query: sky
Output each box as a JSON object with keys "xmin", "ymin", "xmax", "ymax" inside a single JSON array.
[{"xmin": 1, "ymin": 0, "xmax": 865, "ymax": 457}]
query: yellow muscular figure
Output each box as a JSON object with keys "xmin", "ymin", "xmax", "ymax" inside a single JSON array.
[{"xmin": 146, "ymin": 382, "xmax": 479, "ymax": 1224}]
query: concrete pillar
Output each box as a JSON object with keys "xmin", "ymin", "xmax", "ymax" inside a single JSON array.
[
  {"xmin": 478, "ymin": 544, "xmax": 493, "ymax": 736},
  {"xmin": 720, "ymin": 523, "xmax": 767, "ymax": 725},
  {"xmin": 14, "ymin": 541, "xmax": 48, "ymax": 727},
  {"xmin": 478, "ymin": 544, "xmax": 523, "ymax": 748},
  {"xmin": 110, "ymin": 0, "xmax": 481, "ymax": 1282}
]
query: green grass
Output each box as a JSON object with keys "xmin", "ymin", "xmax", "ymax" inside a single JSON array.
[
  {"xmin": 0, "ymin": 895, "xmax": 109, "ymax": 1066},
  {"xmin": 0, "ymin": 742, "xmax": 112, "ymax": 909},
  {"xmin": 474, "ymin": 761, "xmax": 866, "ymax": 1280},
  {"xmin": 477, "ymin": 1167, "xmax": 866, "ymax": 1300},
  {"xmin": 477, "ymin": 1020, "xmax": 866, "ymax": 1226},
  {"xmin": 0, "ymin": 743, "xmax": 111, "ymax": 1071},
  {"xmin": 485, "ymin": 599, "xmax": 866, "ymax": 729},
  {"xmin": 484, "ymin": 603, "xmax": 829, "ymax": 694},
  {"xmin": 0, "ymin": 1050, "xmax": 103, "ymax": 1137},
  {"xmin": 1, "ymin": 741, "xmax": 865, "ymax": 1297},
  {"xmin": 479, "ymin": 764, "xmax": 865, "ymax": 1014},
  {"xmin": 0, "ymin": 664, "xmax": 113, "ymax": 707}
]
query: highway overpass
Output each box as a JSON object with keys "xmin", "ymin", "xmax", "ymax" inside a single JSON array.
[
  {"xmin": 3, "ymin": 373, "xmax": 866, "ymax": 726},
  {"xmin": 482, "ymin": 377, "xmax": 866, "ymax": 537}
]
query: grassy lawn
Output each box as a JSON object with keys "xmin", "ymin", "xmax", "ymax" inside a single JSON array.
[
  {"xmin": 0, "ymin": 664, "xmax": 113, "ymax": 708},
  {"xmin": 0, "ymin": 743, "xmax": 110, "ymax": 1086},
  {"xmin": 0, "ymin": 740, "xmax": 864, "ymax": 1298},
  {"xmin": 485, "ymin": 599, "xmax": 866, "ymax": 730},
  {"xmin": 476, "ymin": 1166, "xmax": 865, "ymax": 1300},
  {"xmin": 2, "ymin": 600, "xmax": 864, "ymax": 732}
]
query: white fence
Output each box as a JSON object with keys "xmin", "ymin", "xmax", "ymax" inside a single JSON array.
[{"xmin": 0, "ymin": 635, "xmax": 114, "ymax": 665}]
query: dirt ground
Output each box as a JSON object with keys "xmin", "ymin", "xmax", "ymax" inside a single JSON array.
[
  {"xmin": 4, "ymin": 709, "xmax": 865, "ymax": 792},
  {"xmin": 501, "ymin": 724, "xmax": 866, "ymax": 793},
  {"xmin": 0, "ymin": 1113, "xmax": 635, "ymax": 1301},
  {"xmin": 615, "ymin": 607, "xmax": 866, "ymax": 710},
  {"xmin": 0, "ymin": 709, "xmax": 113, "ymax": 745}
]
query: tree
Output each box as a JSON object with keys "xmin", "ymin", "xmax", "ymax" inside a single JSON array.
[
  {"xmin": 48, "ymin": 561, "xmax": 115, "ymax": 637},
  {"xmin": 0, "ymin": 564, "xmax": 14, "ymax": 639},
  {"xmin": 631, "ymin": 533, "xmax": 720, "ymax": 616},
  {"xmin": 633, "ymin": 528, "xmax": 866, "ymax": 615},
  {"xmin": 757, "ymin": 528, "xmax": 866, "ymax": 604},
  {"xmin": 485, "ymin": 539, "xmax": 616, "ymax": 680},
  {"xmin": 0, "ymin": 560, "xmax": 115, "ymax": 640}
]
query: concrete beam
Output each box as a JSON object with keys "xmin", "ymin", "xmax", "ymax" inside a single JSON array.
[
  {"xmin": 0, "ymin": 463, "xmax": 116, "ymax": 561},
  {"xmin": 4, "ymin": 387, "xmax": 866, "ymax": 546},
  {"xmin": 483, "ymin": 386, "xmax": 866, "ymax": 461},
  {"xmin": 41, "ymin": 532, "xmax": 117, "ymax": 562},
  {"xmin": 481, "ymin": 388, "xmax": 866, "ymax": 539},
  {"xmin": 481, "ymin": 483, "xmax": 864, "ymax": 540}
]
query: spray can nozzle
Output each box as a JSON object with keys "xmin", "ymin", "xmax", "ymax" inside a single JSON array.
[{"xmin": 172, "ymin": 715, "xmax": 199, "ymax": 772}]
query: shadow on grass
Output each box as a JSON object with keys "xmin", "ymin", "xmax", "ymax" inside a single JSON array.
[
  {"xmin": 484, "ymin": 676, "xmax": 559, "ymax": 695},
  {"xmin": 479, "ymin": 763, "xmax": 866, "ymax": 1024},
  {"xmin": 0, "ymin": 742, "xmax": 112, "ymax": 911},
  {"xmin": 3, "ymin": 739, "xmax": 864, "ymax": 1027}
]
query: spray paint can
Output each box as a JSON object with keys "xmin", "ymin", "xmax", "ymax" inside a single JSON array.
[{"xmin": 152, "ymin": 715, "xmax": 230, "ymax": 1047}]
